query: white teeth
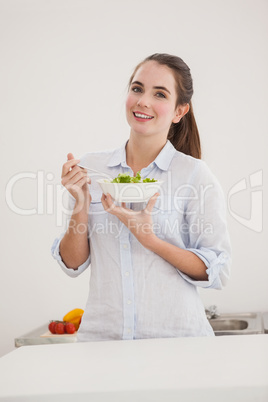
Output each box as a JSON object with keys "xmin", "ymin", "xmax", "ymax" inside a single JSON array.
[{"xmin": 134, "ymin": 113, "xmax": 153, "ymax": 119}]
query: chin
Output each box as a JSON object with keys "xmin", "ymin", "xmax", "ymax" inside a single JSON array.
[{"xmin": 131, "ymin": 127, "xmax": 153, "ymax": 137}]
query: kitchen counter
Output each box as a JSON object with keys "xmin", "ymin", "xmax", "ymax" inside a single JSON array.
[
  {"xmin": 1, "ymin": 334, "xmax": 268, "ymax": 401},
  {"xmin": 14, "ymin": 324, "xmax": 77, "ymax": 347},
  {"xmin": 14, "ymin": 312, "xmax": 267, "ymax": 348}
]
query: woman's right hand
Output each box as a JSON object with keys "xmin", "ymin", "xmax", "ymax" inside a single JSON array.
[{"xmin": 61, "ymin": 153, "xmax": 91, "ymax": 207}]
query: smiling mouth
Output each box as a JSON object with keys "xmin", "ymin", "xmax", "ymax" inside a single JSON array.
[{"xmin": 133, "ymin": 112, "xmax": 154, "ymax": 120}]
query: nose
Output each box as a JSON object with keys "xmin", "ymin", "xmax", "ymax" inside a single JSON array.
[{"xmin": 137, "ymin": 94, "xmax": 150, "ymax": 108}]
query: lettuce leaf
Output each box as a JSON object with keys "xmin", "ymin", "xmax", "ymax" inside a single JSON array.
[{"xmin": 111, "ymin": 171, "xmax": 157, "ymax": 183}]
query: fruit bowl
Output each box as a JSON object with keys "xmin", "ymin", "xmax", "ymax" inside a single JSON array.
[{"xmin": 97, "ymin": 179, "xmax": 163, "ymax": 203}]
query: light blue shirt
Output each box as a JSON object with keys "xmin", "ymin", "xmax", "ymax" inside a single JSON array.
[{"xmin": 51, "ymin": 140, "xmax": 231, "ymax": 340}]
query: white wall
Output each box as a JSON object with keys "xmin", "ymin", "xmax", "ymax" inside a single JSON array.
[{"xmin": 1, "ymin": 0, "xmax": 267, "ymax": 357}]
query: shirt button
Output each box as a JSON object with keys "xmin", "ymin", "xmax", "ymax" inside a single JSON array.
[
  {"xmin": 127, "ymin": 328, "xmax": 131, "ymax": 334},
  {"xmin": 123, "ymin": 244, "xmax": 128, "ymax": 249},
  {"xmin": 127, "ymin": 299, "xmax": 132, "ymax": 305},
  {"xmin": 125, "ymin": 271, "xmax": 130, "ymax": 277}
]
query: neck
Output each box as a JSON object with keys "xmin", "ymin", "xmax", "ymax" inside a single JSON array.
[{"xmin": 126, "ymin": 134, "xmax": 167, "ymax": 175}]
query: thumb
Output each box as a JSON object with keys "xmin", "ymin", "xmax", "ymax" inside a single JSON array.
[
  {"xmin": 67, "ymin": 153, "xmax": 75, "ymax": 161},
  {"xmin": 145, "ymin": 192, "xmax": 159, "ymax": 213}
]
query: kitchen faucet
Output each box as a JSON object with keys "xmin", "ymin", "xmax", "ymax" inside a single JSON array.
[{"xmin": 205, "ymin": 305, "xmax": 220, "ymax": 319}]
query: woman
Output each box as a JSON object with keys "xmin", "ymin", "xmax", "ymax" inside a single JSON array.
[{"xmin": 52, "ymin": 53, "xmax": 231, "ymax": 340}]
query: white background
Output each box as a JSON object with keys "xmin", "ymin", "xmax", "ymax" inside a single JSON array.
[{"xmin": 0, "ymin": 0, "xmax": 267, "ymax": 357}]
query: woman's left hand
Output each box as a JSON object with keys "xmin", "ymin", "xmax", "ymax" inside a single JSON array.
[{"xmin": 101, "ymin": 192, "xmax": 160, "ymax": 248}]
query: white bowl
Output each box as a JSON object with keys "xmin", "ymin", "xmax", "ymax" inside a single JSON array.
[{"xmin": 97, "ymin": 179, "xmax": 163, "ymax": 203}]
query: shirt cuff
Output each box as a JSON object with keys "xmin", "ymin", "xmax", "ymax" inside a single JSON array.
[
  {"xmin": 51, "ymin": 235, "xmax": 90, "ymax": 278},
  {"xmin": 178, "ymin": 248, "xmax": 231, "ymax": 289}
]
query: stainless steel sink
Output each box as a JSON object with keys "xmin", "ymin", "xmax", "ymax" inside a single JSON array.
[{"xmin": 208, "ymin": 312, "xmax": 264, "ymax": 336}]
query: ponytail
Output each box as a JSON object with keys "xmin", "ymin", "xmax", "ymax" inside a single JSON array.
[{"xmin": 168, "ymin": 101, "xmax": 201, "ymax": 159}]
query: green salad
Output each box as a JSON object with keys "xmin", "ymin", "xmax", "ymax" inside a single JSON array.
[{"xmin": 111, "ymin": 171, "xmax": 157, "ymax": 183}]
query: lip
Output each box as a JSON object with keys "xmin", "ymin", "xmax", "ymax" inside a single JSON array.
[{"xmin": 133, "ymin": 111, "xmax": 154, "ymax": 122}]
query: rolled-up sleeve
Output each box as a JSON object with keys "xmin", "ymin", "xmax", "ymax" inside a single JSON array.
[
  {"xmin": 51, "ymin": 233, "xmax": 90, "ymax": 278},
  {"xmin": 178, "ymin": 160, "xmax": 231, "ymax": 289}
]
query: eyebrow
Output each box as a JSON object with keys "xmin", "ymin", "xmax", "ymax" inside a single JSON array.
[{"xmin": 131, "ymin": 81, "xmax": 171, "ymax": 95}]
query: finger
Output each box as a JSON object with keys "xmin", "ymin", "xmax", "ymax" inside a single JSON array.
[
  {"xmin": 61, "ymin": 158, "xmax": 81, "ymax": 177},
  {"xmin": 102, "ymin": 193, "xmax": 116, "ymax": 213},
  {"xmin": 101, "ymin": 193, "xmax": 108, "ymax": 210},
  {"xmin": 121, "ymin": 202, "xmax": 127, "ymax": 209},
  {"xmin": 101, "ymin": 193, "xmax": 114, "ymax": 208},
  {"xmin": 66, "ymin": 153, "xmax": 87, "ymax": 173},
  {"xmin": 101, "ymin": 193, "xmax": 112, "ymax": 212},
  {"xmin": 65, "ymin": 176, "xmax": 90, "ymax": 191},
  {"xmin": 62, "ymin": 165, "xmax": 87, "ymax": 182},
  {"xmin": 62, "ymin": 159, "xmax": 81, "ymax": 177},
  {"xmin": 105, "ymin": 193, "xmax": 115, "ymax": 210},
  {"xmin": 145, "ymin": 192, "xmax": 160, "ymax": 214},
  {"xmin": 62, "ymin": 169, "xmax": 88, "ymax": 187},
  {"xmin": 67, "ymin": 153, "xmax": 75, "ymax": 161}
]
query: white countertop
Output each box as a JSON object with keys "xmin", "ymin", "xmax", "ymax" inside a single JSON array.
[{"xmin": 0, "ymin": 334, "xmax": 268, "ymax": 401}]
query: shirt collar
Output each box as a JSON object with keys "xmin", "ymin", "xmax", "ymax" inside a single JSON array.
[
  {"xmin": 107, "ymin": 141, "xmax": 128, "ymax": 168},
  {"xmin": 153, "ymin": 140, "xmax": 176, "ymax": 171},
  {"xmin": 107, "ymin": 140, "xmax": 176, "ymax": 171}
]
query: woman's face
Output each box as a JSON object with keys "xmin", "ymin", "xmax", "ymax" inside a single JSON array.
[{"xmin": 126, "ymin": 61, "xmax": 184, "ymax": 140}]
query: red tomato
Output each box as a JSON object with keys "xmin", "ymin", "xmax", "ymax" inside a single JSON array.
[
  {"xmin": 55, "ymin": 322, "xmax": 65, "ymax": 334},
  {"xmin": 65, "ymin": 322, "xmax": 76, "ymax": 334},
  {"xmin": 48, "ymin": 321, "xmax": 57, "ymax": 334}
]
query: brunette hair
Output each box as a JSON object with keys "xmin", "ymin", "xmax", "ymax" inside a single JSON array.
[{"xmin": 128, "ymin": 53, "xmax": 201, "ymax": 159}]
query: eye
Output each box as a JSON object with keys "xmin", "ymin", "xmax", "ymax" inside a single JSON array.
[
  {"xmin": 156, "ymin": 92, "xmax": 166, "ymax": 99},
  {"xmin": 131, "ymin": 86, "xmax": 142, "ymax": 93}
]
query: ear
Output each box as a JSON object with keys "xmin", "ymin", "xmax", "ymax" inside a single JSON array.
[{"xmin": 172, "ymin": 103, "xmax": 190, "ymax": 124}]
